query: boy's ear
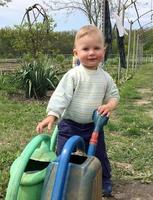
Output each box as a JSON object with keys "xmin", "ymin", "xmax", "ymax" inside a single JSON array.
[
  {"xmin": 104, "ymin": 44, "xmax": 108, "ymax": 53},
  {"xmin": 73, "ymin": 48, "xmax": 77, "ymax": 56},
  {"xmin": 103, "ymin": 45, "xmax": 107, "ymax": 57}
]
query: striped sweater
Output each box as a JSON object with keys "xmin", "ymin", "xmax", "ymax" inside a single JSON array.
[{"xmin": 47, "ymin": 64, "xmax": 119, "ymax": 123}]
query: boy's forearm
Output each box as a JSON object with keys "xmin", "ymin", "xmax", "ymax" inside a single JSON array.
[
  {"xmin": 45, "ymin": 115, "xmax": 57, "ymax": 125},
  {"xmin": 36, "ymin": 115, "xmax": 58, "ymax": 133},
  {"xmin": 41, "ymin": 115, "xmax": 57, "ymax": 129},
  {"xmin": 106, "ymin": 98, "xmax": 119, "ymax": 111}
]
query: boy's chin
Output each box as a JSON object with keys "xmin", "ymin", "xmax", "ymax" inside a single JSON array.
[{"xmin": 84, "ymin": 65, "xmax": 98, "ymax": 70}]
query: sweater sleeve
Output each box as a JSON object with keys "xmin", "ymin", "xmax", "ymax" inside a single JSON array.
[
  {"xmin": 46, "ymin": 71, "xmax": 75, "ymax": 118},
  {"xmin": 103, "ymin": 72, "xmax": 120, "ymax": 103}
]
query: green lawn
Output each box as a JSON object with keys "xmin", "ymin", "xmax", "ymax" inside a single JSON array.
[
  {"xmin": 0, "ymin": 63, "xmax": 153, "ymax": 198},
  {"xmin": 106, "ymin": 63, "xmax": 153, "ymax": 182}
]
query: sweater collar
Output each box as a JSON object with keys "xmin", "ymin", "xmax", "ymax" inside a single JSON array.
[{"xmin": 80, "ymin": 64, "xmax": 101, "ymax": 74}]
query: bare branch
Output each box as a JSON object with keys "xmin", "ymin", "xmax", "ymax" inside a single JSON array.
[
  {"xmin": 0, "ymin": 0, "xmax": 11, "ymax": 6},
  {"xmin": 43, "ymin": 0, "xmax": 105, "ymax": 26}
]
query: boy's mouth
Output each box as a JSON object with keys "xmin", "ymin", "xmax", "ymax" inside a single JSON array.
[{"xmin": 88, "ymin": 58, "xmax": 97, "ymax": 61}]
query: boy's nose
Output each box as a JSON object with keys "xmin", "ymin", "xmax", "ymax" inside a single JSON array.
[{"xmin": 88, "ymin": 49, "xmax": 95, "ymax": 55}]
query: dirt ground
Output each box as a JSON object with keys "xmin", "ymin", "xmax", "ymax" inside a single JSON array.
[{"xmin": 102, "ymin": 181, "xmax": 153, "ymax": 200}]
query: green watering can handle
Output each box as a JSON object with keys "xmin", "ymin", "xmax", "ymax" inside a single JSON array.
[
  {"xmin": 50, "ymin": 125, "xmax": 58, "ymax": 152},
  {"xmin": 5, "ymin": 125, "xmax": 58, "ymax": 200}
]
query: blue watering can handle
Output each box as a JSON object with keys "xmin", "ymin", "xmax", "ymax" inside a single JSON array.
[
  {"xmin": 51, "ymin": 135, "xmax": 85, "ymax": 200},
  {"xmin": 87, "ymin": 111, "xmax": 109, "ymax": 156},
  {"xmin": 92, "ymin": 110, "xmax": 109, "ymax": 132}
]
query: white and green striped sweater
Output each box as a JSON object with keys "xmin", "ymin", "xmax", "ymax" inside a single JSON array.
[{"xmin": 47, "ymin": 64, "xmax": 119, "ymax": 123}]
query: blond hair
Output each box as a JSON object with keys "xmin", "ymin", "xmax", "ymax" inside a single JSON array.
[{"xmin": 74, "ymin": 25, "xmax": 104, "ymax": 47}]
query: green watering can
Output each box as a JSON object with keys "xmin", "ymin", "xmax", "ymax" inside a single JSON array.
[{"xmin": 5, "ymin": 126, "xmax": 58, "ymax": 200}]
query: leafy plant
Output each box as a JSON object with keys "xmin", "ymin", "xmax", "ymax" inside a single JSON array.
[
  {"xmin": 0, "ymin": 75, "xmax": 17, "ymax": 94},
  {"xmin": 14, "ymin": 56, "xmax": 60, "ymax": 98}
]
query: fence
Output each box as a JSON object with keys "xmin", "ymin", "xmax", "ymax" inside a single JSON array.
[
  {"xmin": 0, "ymin": 55, "xmax": 152, "ymax": 83},
  {"xmin": 0, "ymin": 59, "xmax": 20, "ymax": 75}
]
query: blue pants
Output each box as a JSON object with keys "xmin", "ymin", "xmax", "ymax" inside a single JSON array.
[{"xmin": 56, "ymin": 119, "xmax": 111, "ymax": 184}]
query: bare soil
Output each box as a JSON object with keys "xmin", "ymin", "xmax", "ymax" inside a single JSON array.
[{"xmin": 103, "ymin": 181, "xmax": 153, "ymax": 200}]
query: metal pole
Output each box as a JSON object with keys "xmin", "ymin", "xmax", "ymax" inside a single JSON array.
[
  {"xmin": 117, "ymin": 0, "xmax": 126, "ymax": 82},
  {"xmin": 100, "ymin": 0, "xmax": 105, "ymax": 43},
  {"xmin": 117, "ymin": 0, "xmax": 121, "ymax": 82},
  {"xmin": 121, "ymin": 3, "xmax": 125, "ymax": 26},
  {"xmin": 132, "ymin": 30, "xmax": 136, "ymax": 73},
  {"xmin": 140, "ymin": 32, "xmax": 144, "ymax": 64},
  {"xmin": 118, "ymin": 0, "xmax": 121, "ymax": 14},
  {"xmin": 126, "ymin": 21, "xmax": 133, "ymax": 78},
  {"xmin": 100, "ymin": 0, "xmax": 105, "ymax": 68},
  {"xmin": 135, "ymin": 33, "xmax": 139, "ymax": 70}
]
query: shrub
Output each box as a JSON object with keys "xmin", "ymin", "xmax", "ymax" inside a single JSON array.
[{"xmin": 14, "ymin": 56, "xmax": 59, "ymax": 99}]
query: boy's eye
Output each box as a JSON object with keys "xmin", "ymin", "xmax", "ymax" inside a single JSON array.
[
  {"xmin": 82, "ymin": 47, "xmax": 89, "ymax": 51},
  {"xmin": 94, "ymin": 47, "xmax": 101, "ymax": 50},
  {"xmin": 82, "ymin": 47, "xmax": 101, "ymax": 51}
]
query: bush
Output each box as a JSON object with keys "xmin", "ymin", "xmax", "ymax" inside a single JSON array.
[
  {"xmin": 55, "ymin": 54, "xmax": 65, "ymax": 63},
  {"xmin": 14, "ymin": 56, "xmax": 60, "ymax": 99}
]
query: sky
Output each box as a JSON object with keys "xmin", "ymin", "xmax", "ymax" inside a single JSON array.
[
  {"xmin": 0, "ymin": 0, "xmax": 152, "ymax": 31},
  {"xmin": 0, "ymin": 0, "xmax": 88, "ymax": 31}
]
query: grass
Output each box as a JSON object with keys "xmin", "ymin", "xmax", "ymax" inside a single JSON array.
[
  {"xmin": 106, "ymin": 63, "xmax": 153, "ymax": 183},
  {"xmin": 0, "ymin": 84, "xmax": 47, "ymax": 197},
  {"xmin": 0, "ymin": 63, "xmax": 153, "ymax": 198}
]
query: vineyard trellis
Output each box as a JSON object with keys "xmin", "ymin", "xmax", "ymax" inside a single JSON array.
[{"xmin": 103, "ymin": 0, "xmax": 153, "ymax": 83}]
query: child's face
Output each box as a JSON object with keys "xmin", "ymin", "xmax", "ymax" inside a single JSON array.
[{"xmin": 73, "ymin": 34, "xmax": 104, "ymax": 69}]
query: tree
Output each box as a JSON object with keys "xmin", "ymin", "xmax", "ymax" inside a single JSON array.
[
  {"xmin": 13, "ymin": 19, "xmax": 56, "ymax": 58},
  {"xmin": 43, "ymin": 0, "xmax": 105, "ymax": 27},
  {"xmin": 0, "ymin": 0, "xmax": 11, "ymax": 6}
]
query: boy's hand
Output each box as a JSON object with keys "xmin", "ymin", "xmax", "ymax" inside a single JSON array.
[
  {"xmin": 98, "ymin": 104, "xmax": 111, "ymax": 116},
  {"xmin": 36, "ymin": 115, "xmax": 56, "ymax": 133},
  {"xmin": 98, "ymin": 98, "xmax": 119, "ymax": 116}
]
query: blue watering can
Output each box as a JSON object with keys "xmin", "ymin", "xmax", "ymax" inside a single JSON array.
[{"xmin": 41, "ymin": 110, "xmax": 109, "ymax": 200}]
